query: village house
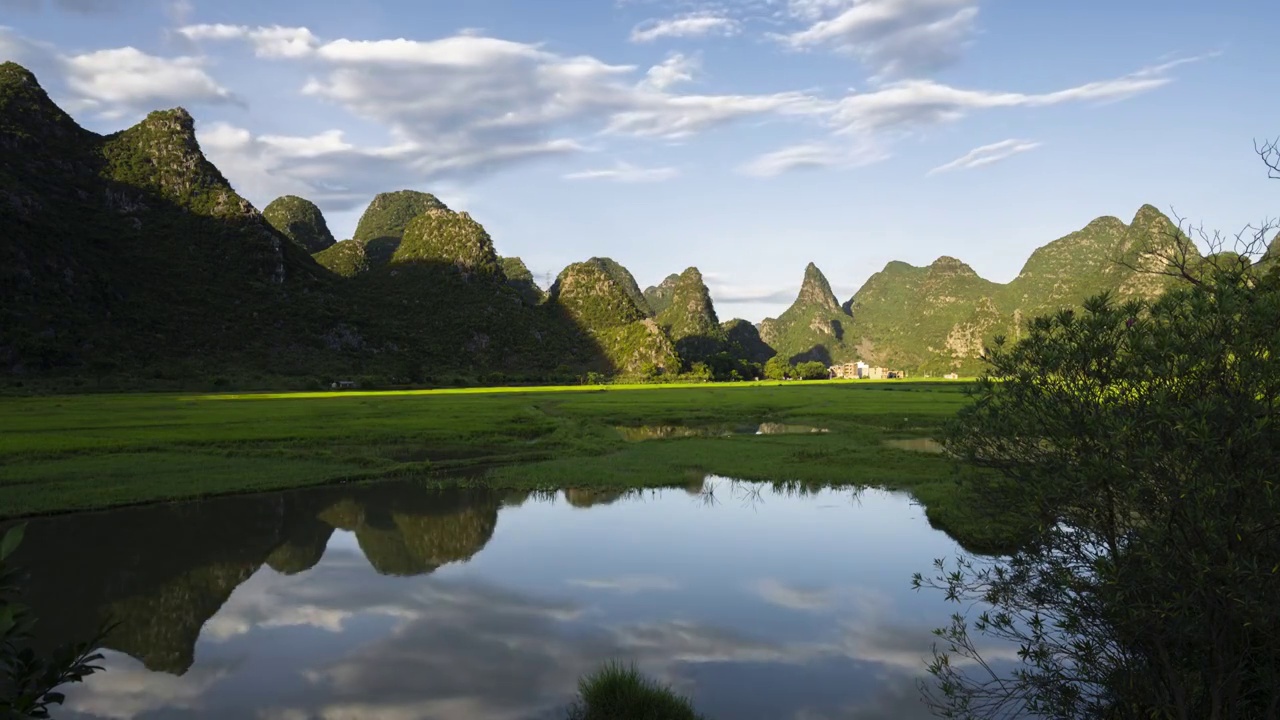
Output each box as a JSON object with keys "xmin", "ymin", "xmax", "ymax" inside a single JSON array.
[
  {"xmin": 828, "ymin": 361, "xmax": 865, "ymax": 379},
  {"xmin": 828, "ymin": 361, "xmax": 907, "ymax": 380}
]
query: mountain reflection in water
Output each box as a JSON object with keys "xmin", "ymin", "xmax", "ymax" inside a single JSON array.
[{"xmin": 6, "ymin": 479, "xmax": 977, "ymax": 720}]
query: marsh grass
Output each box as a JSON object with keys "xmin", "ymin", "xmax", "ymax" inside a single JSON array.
[
  {"xmin": 565, "ymin": 661, "xmax": 705, "ymax": 720},
  {"xmin": 0, "ymin": 381, "xmax": 1027, "ymax": 551}
]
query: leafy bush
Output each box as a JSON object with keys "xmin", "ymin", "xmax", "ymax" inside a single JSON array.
[{"xmin": 1, "ymin": 524, "xmax": 110, "ymax": 718}]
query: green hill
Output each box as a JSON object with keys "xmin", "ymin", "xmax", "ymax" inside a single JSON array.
[
  {"xmin": 262, "ymin": 195, "xmax": 336, "ymax": 253},
  {"xmin": 654, "ymin": 267, "xmax": 724, "ymax": 363},
  {"xmin": 392, "ymin": 208, "xmax": 501, "ymax": 276},
  {"xmin": 758, "ymin": 263, "xmax": 856, "ymax": 364},
  {"xmin": 313, "ymin": 239, "xmax": 369, "ymax": 277},
  {"xmin": 549, "ymin": 258, "xmax": 679, "ymax": 374},
  {"xmin": 0, "ymin": 62, "xmax": 606, "ymax": 387},
  {"xmin": 353, "ymin": 189, "xmax": 449, "ymax": 263},
  {"xmin": 842, "ymin": 205, "xmax": 1196, "ymax": 375},
  {"xmin": 0, "ymin": 61, "xmax": 1218, "ymax": 388},
  {"xmin": 589, "ymin": 256, "xmax": 652, "ymax": 316},
  {"xmin": 643, "ymin": 273, "xmax": 681, "ymax": 315},
  {"xmin": 0, "ymin": 61, "xmax": 326, "ymax": 380},
  {"xmin": 722, "ymin": 318, "xmax": 776, "ymax": 364}
]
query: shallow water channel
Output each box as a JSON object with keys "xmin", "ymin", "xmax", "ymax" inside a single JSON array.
[{"xmin": 9, "ymin": 479, "xmax": 979, "ymax": 720}]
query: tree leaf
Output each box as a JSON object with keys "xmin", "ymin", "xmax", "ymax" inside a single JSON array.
[{"xmin": 0, "ymin": 523, "xmax": 25, "ymax": 561}]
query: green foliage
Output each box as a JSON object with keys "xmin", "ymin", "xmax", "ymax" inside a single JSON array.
[
  {"xmin": 763, "ymin": 356, "xmax": 791, "ymax": 380},
  {"xmin": 262, "ymin": 195, "xmax": 335, "ymax": 253},
  {"xmin": 566, "ymin": 661, "xmax": 706, "ymax": 720},
  {"xmin": 794, "ymin": 361, "xmax": 828, "ymax": 380},
  {"xmin": 393, "ymin": 209, "xmax": 501, "ymax": 276},
  {"xmin": 1, "ymin": 524, "xmax": 108, "ymax": 718},
  {"xmin": 915, "ymin": 264, "xmax": 1280, "ymax": 718},
  {"xmin": 0, "ymin": 382, "xmax": 1020, "ymax": 552},
  {"xmin": 352, "ymin": 190, "xmax": 448, "ymax": 247},
  {"xmin": 312, "ymin": 239, "xmax": 370, "ymax": 277}
]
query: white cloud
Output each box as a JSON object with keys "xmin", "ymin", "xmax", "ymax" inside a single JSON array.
[
  {"xmin": 0, "ymin": 28, "xmax": 237, "ymax": 118},
  {"xmin": 739, "ymin": 139, "xmax": 888, "ymax": 176},
  {"xmin": 927, "ymin": 137, "xmax": 1040, "ymax": 175},
  {"xmin": 61, "ymin": 46, "xmax": 237, "ymax": 117},
  {"xmin": 630, "ymin": 12, "xmax": 740, "ymax": 43},
  {"xmin": 641, "ymin": 51, "xmax": 700, "ymax": 91},
  {"xmin": 177, "ymin": 23, "xmax": 319, "ymax": 58},
  {"xmin": 755, "ymin": 578, "xmax": 833, "ymax": 610},
  {"xmin": 199, "ymin": 120, "xmax": 580, "ymax": 212},
  {"xmin": 737, "ymin": 55, "xmax": 1204, "ymax": 178},
  {"xmin": 826, "ymin": 63, "xmax": 1178, "ymax": 138},
  {"xmin": 778, "ymin": 0, "xmax": 980, "ymax": 78},
  {"xmin": 566, "ymin": 575, "xmax": 681, "ymax": 592},
  {"xmin": 169, "ymin": 24, "xmax": 831, "ymax": 207},
  {"xmin": 739, "ymin": 143, "xmax": 844, "ymax": 176},
  {"xmin": 64, "ymin": 652, "xmax": 231, "ymax": 720}
]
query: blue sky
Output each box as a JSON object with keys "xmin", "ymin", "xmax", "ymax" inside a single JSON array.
[{"xmin": 2, "ymin": 0, "xmax": 1275, "ymax": 321}]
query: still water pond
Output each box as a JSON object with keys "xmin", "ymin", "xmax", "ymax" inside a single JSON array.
[{"xmin": 10, "ymin": 479, "xmax": 974, "ymax": 720}]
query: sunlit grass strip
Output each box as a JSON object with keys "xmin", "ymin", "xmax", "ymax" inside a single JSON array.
[
  {"xmin": 191, "ymin": 376, "xmax": 973, "ymax": 401},
  {"xmin": 565, "ymin": 661, "xmax": 705, "ymax": 720}
]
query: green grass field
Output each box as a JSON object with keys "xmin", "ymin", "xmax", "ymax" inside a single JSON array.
[{"xmin": 0, "ymin": 380, "xmax": 1019, "ymax": 550}]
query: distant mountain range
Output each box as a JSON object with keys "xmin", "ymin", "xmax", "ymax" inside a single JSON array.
[{"xmin": 0, "ymin": 61, "xmax": 1212, "ymax": 387}]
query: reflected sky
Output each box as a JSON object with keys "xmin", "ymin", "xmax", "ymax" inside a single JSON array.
[{"xmin": 12, "ymin": 479, "xmax": 984, "ymax": 720}]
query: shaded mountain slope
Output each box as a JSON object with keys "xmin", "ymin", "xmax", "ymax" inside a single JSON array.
[
  {"xmin": 263, "ymin": 195, "xmax": 336, "ymax": 253},
  {"xmin": 654, "ymin": 267, "xmax": 724, "ymax": 364},
  {"xmin": 0, "ymin": 61, "xmax": 326, "ymax": 378},
  {"xmin": 549, "ymin": 258, "xmax": 679, "ymax": 373},
  {"xmin": 500, "ymin": 256, "xmax": 546, "ymax": 305}
]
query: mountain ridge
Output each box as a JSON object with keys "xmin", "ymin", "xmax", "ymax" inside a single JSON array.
[{"xmin": 0, "ymin": 61, "xmax": 1217, "ymax": 387}]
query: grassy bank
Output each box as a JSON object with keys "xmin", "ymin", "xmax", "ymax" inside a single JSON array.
[{"xmin": 0, "ymin": 380, "xmax": 1019, "ymax": 550}]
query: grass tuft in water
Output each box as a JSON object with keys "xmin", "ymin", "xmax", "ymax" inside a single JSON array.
[{"xmin": 565, "ymin": 661, "xmax": 706, "ymax": 720}]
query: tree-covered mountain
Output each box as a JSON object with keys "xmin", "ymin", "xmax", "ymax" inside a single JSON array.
[
  {"xmin": 842, "ymin": 205, "xmax": 1195, "ymax": 375},
  {"xmin": 654, "ymin": 267, "xmax": 724, "ymax": 364},
  {"xmin": 0, "ymin": 63, "xmax": 611, "ymax": 386},
  {"xmin": 589, "ymin": 256, "xmax": 652, "ymax": 316},
  {"xmin": 0, "ymin": 62, "xmax": 1215, "ymax": 387},
  {"xmin": 758, "ymin": 263, "xmax": 856, "ymax": 365},
  {"xmin": 643, "ymin": 273, "xmax": 681, "ymax": 315},
  {"xmin": 313, "ymin": 190, "xmax": 450, "ymax": 275},
  {"xmin": 500, "ymin": 256, "xmax": 546, "ymax": 305},
  {"xmin": 549, "ymin": 258, "xmax": 679, "ymax": 374},
  {"xmin": 722, "ymin": 319, "xmax": 776, "ymax": 364},
  {"xmin": 262, "ymin": 195, "xmax": 336, "ymax": 253},
  {"xmin": 0, "ymin": 61, "xmax": 324, "ymax": 381}
]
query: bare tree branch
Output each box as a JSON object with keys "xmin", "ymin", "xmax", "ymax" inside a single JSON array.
[
  {"xmin": 1116, "ymin": 139, "xmax": 1280, "ymax": 285},
  {"xmin": 1255, "ymin": 136, "xmax": 1280, "ymax": 180}
]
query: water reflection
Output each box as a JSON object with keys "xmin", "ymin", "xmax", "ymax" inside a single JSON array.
[
  {"xmin": 883, "ymin": 437, "xmax": 945, "ymax": 454},
  {"xmin": 6, "ymin": 480, "xmax": 981, "ymax": 720},
  {"xmin": 616, "ymin": 423, "xmax": 829, "ymax": 441}
]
